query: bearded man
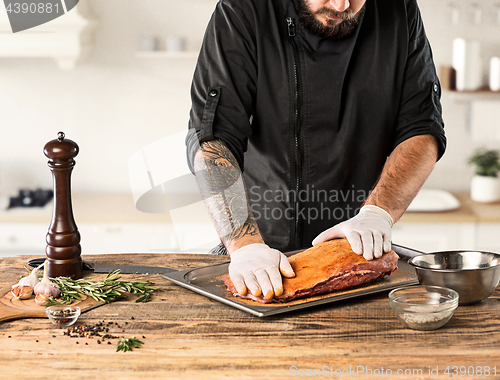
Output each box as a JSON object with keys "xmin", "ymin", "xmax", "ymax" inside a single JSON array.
[{"xmin": 186, "ymin": 0, "xmax": 446, "ymax": 300}]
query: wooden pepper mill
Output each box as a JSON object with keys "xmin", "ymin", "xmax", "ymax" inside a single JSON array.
[{"xmin": 44, "ymin": 132, "xmax": 82, "ymax": 279}]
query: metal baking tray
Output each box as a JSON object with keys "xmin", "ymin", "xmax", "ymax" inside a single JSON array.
[{"xmin": 163, "ymin": 256, "xmax": 419, "ymax": 317}]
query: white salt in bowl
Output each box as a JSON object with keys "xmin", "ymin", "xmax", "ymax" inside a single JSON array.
[{"xmin": 388, "ymin": 285, "xmax": 459, "ymax": 331}]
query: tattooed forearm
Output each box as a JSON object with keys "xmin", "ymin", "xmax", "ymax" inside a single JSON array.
[{"xmin": 194, "ymin": 139, "xmax": 263, "ymax": 252}]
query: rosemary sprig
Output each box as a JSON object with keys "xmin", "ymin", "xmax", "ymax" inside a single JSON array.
[
  {"xmin": 47, "ymin": 270, "xmax": 159, "ymax": 305},
  {"xmin": 116, "ymin": 337, "xmax": 144, "ymax": 352}
]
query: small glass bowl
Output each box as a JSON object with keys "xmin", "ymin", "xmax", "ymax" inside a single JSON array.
[
  {"xmin": 389, "ymin": 285, "xmax": 459, "ymax": 331},
  {"xmin": 46, "ymin": 305, "xmax": 81, "ymax": 327}
]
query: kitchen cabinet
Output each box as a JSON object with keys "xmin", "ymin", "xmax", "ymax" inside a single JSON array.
[
  {"xmin": 0, "ymin": 223, "xmax": 46, "ymax": 256},
  {"xmin": 0, "ymin": 222, "xmax": 180, "ymax": 257},
  {"xmin": 0, "ymin": 194, "xmax": 180, "ymax": 257},
  {"xmin": 392, "ymin": 222, "xmax": 477, "ymax": 253},
  {"xmin": 394, "ymin": 193, "xmax": 500, "ymax": 253},
  {"xmin": 77, "ymin": 222, "xmax": 178, "ymax": 254},
  {"xmin": 0, "ymin": 193, "xmax": 219, "ymax": 257},
  {"xmin": 476, "ymin": 223, "xmax": 500, "ymax": 252}
]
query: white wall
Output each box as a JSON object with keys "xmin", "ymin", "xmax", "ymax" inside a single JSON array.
[
  {"xmin": 1, "ymin": 0, "xmax": 500, "ymax": 196},
  {"xmin": 418, "ymin": 0, "xmax": 500, "ymax": 192},
  {"xmin": 0, "ymin": 0, "xmax": 217, "ymax": 195}
]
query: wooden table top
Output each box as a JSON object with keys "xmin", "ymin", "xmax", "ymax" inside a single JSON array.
[{"xmin": 1, "ymin": 253, "xmax": 499, "ymax": 380}]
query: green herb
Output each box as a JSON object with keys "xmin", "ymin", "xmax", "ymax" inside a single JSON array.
[
  {"xmin": 468, "ymin": 148, "xmax": 500, "ymax": 177},
  {"xmin": 116, "ymin": 337, "xmax": 144, "ymax": 352},
  {"xmin": 46, "ymin": 270, "xmax": 159, "ymax": 306}
]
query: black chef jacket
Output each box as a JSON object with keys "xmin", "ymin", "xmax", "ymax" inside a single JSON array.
[{"xmin": 186, "ymin": 0, "xmax": 447, "ymax": 253}]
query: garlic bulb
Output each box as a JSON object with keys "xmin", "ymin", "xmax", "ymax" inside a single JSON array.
[
  {"xmin": 17, "ymin": 263, "xmax": 42, "ymax": 289},
  {"xmin": 11, "ymin": 263, "xmax": 43, "ymax": 300},
  {"xmin": 34, "ymin": 265, "xmax": 60, "ymax": 305}
]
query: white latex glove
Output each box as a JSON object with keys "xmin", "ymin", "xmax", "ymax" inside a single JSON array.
[
  {"xmin": 312, "ymin": 205, "xmax": 394, "ymax": 260},
  {"xmin": 228, "ymin": 243, "xmax": 295, "ymax": 299}
]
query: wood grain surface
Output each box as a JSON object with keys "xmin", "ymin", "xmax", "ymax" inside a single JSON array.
[{"xmin": 0, "ymin": 253, "xmax": 499, "ymax": 380}]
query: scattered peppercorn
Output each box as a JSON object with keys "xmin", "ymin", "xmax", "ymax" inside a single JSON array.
[
  {"xmin": 36, "ymin": 340, "xmax": 38, "ymax": 342},
  {"xmin": 64, "ymin": 322, "xmax": 120, "ymax": 341},
  {"xmin": 97, "ymin": 340, "xmax": 101, "ymax": 344},
  {"xmin": 131, "ymin": 317, "xmax": 135, "ymax": 320},
  {"xmin": 102, "ymin": 334, "xmax": 113, "ymax": 340},
  {"xmin": 8, "ymin": 336, "xmax": 11, "ymax": 338}
]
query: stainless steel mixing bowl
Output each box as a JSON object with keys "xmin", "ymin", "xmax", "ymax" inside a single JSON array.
[{"xmin": 408, "ymin": 251, "xmax": 500, "ymax": 305}]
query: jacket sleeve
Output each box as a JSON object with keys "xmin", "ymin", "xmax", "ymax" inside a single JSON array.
[
  {"xmin": 186, "ymin": 0, "xmax": 257, "ymax": 172},
  {"xmin": 392, "ymin": 0, "xmax": 446, "ymax": 160}
]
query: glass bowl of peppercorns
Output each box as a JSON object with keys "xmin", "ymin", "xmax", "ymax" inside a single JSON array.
[{"xmin": 46, "ymin": 305, "xmax": 81, "ymax": 327}]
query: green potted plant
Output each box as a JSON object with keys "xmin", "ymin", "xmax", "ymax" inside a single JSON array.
[{"xmin": 468, "ymin": 148, "xmax": 500, "ymax": 202}]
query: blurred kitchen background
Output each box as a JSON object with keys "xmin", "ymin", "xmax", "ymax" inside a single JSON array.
[{"xmin": 1, "ymin": 0, "xmax": 500, "ymax": 257}]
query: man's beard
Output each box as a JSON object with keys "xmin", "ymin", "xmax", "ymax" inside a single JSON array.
[{"xmin": 295, "ymin": 0, "xmax": 365, "ymax": 39}]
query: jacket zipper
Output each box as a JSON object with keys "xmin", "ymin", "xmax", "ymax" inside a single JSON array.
[{"xmin": 287, "ymin": 17, "xmax": 303, "ymax": 249}]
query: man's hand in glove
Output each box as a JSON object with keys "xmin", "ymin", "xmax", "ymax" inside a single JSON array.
[
  {"xmin": 228, "ymin": 243, "xmax": 295, "ymax": 299},
  {"xmin": 312, "ymin": 205, "xmax": 394, "ymax": 260}
]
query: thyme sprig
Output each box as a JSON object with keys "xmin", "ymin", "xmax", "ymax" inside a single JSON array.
[
  {"xmin": 46, "ymin": 270, "xmax": 159, "ymax": 305},
  {"xmin": 116, "ymin": 337, "xmax": 144, "ymax": 352}
]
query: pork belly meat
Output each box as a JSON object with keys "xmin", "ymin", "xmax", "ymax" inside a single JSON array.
[{"xmin": 223, "ymin": 238, "xmax": 399, "ymax": 304}]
